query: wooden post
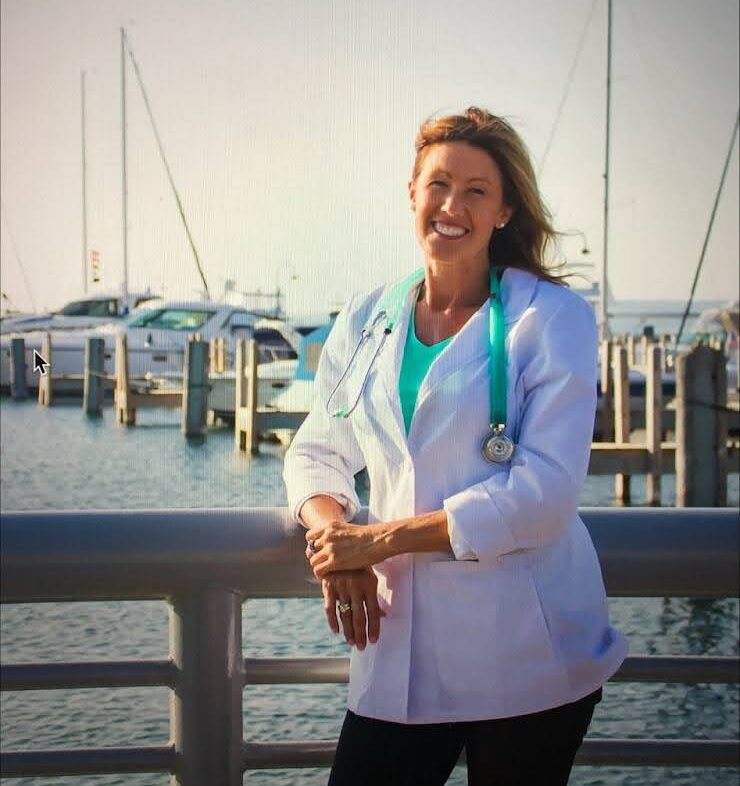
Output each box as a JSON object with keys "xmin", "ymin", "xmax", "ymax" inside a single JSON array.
[
  {"xmin": 245, "ymin": 339, "xmax": 260, "ymax": 455},
  {"xmin": 599, "ymin": 339, "xmax": 614, "ymax": 442},
  {"xmin": 659, "ymin": 333, "xmax": 671, "ymax": 374},
  {"xmin": 626, "ymin": 334, "xmax": 636, "ymax": 368},
  {"xmin": 613, "ymin": 343, "xmax": 631, "ymax": 504},
  {"xmin": 182, "ymin": 335, "xmax": 210, "ymax": 437},
  {"xmin": 115, "ymin": 333, "xmax": 136, "ymax": 425},
  {"xmin": 645, "ymin": 343, "xmax": 662, "ymax": 505},
  {"xmin": 38, "ymin": 333, "xmax": 52, "ymax": 406},
  {"xmin": 9, "ymin": 337, "xmax": 28, "ymax": 400},
  {"xmin": 234, "ymin": 339, "xmax": 248, "ymax": 451},
  {"xmin": 639, "ymin": 334, "xmax": 650, "ymax": 369},
  {"xmin": 217, "ymin": 338, "xmax": 226, "ymax": 374},
  {"xmin": 209, "ymin": 337, "xmax": 226, "ymax": 374},
  {"xmin": 83, "ymin": 337, "xmax": 106, "ymax": 416},
  {"xmin": 676, "ymin": 345, "xmax": 728, "ymax": 506}
]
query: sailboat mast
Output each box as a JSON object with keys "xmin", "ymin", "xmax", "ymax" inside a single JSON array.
[
  {"xmin": 81, "ymin": 70, "xmax": 89, "ymax": 295},
  {"xmin": 120, "ymin": 28, "xmax": 129, "ymax": 301},
  {"xmin": 600, "ymin": 0, "xmax": 612, "ymax": 339}
]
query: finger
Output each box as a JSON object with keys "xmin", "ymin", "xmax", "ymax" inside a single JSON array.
[
  {"xmin": 364, "ymin": 591, "xmax": 383, "ymax": 644},
  {"xmin": 350, "ymin": 588, "xmax": 368, "ymax": 650},
  {"xmin": 338, "ymin": 599, "xmax": 355, "ymax": 646},
  {"xmin": 310, "ymin": 553, "xmax": 331, "ymax": 577},
  {"xmin": 323, "ymin": 581, "xmax": 339, "ymax": 634}
]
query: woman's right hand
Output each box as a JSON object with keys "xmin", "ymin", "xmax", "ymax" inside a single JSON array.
[{"xmin": 321, "ymin": 568, "xmax": 386, "ymax": 650}]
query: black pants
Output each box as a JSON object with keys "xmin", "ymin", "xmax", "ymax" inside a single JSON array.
[{"xmin": 328, "ymin": 688, "xmax": 601, "ymax": 786}]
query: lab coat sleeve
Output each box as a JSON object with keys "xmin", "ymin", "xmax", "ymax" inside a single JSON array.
[
  {"xmin": 443, "ymin": 294, "xmax": 597, "ymax": 563},
  {"xmin": 283, "ymin": 295, "xmax": 367, "ymax": 524}
]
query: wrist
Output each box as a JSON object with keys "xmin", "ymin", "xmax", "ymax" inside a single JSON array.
[{"xmin": 369, "ymin": 522, "xmax": 401, "ymax": 563}]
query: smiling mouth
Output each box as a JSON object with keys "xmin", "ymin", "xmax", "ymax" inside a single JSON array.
[{"xmin": 432, "ymin": 221, "xmax": 468, "ymax": 238}]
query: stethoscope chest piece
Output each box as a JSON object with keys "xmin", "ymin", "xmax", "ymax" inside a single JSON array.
[{"xmin": 481, "ymin": 425, "xmax": 515, "ymax": 463}]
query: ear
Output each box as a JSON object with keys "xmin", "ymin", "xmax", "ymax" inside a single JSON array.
[
  {"xmin": 499, "ymin": 205, "xmax": 514, "ymax": 226},
  {"xmin": 408, "ymin": 179, "xmax": 416, "ymax": 211}
]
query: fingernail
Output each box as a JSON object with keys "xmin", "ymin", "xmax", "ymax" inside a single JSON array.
[
  {"xmin": 369, "ymin": 636, "xmax": 378, "ymax": 644},
  {"xmin": 347, "ymin": 639, "xmax": 354, "ymax": 646},
  {"xmin": 357, "ymin": 642, "xmax": 365, "ymax": 651}
]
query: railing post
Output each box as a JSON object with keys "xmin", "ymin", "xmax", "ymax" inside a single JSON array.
[
  {"xmin": 676, "ymin": 344, "xmax": 728, "ymax": 506},
  {"xmin": 169, "ymin": 587, "xmax": 243, "ymax": 786},
  {"xmin": 9, "ymin": 337, "xmax": 28, "ymax": 400},
  {"xmin": 83, "ymin": 337, "xmax": 106, "ymax": 416},
  {"xmin": 182, "ymin": 336, "xmax": 209, "ymax": 438}
]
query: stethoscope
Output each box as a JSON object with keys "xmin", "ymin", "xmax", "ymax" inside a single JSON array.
[{"xmin": 325, "ymin": 267, "xmax": 515, "ymax": 463}]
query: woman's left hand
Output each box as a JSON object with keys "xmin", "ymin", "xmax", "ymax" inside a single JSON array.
[{"xmin": 305, "ymin": 521, "xmax": 387, "ymax": 578}]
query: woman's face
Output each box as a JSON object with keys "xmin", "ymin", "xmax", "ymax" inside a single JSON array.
[{"xmin": 408, "ymin": 141, "xmax": 512, "ymax": 270}]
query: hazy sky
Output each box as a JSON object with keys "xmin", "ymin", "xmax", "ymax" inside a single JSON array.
[{"xmin": 1, "ymin": 0, "xmax": 738, "ymax": 316}]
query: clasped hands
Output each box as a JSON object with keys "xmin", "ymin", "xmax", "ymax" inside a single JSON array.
[{"xmin": 304, "ymin": 519, "xmax": 389, "ymax": 651}]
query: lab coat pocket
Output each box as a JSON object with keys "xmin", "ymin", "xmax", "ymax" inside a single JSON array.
[{"xmin": 426, "ymin": 557, "xmax": 566, "ymax": 705}]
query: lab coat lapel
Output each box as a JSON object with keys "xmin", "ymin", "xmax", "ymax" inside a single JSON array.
[{"xmin": 374, "ymin": 280, "xmax": 418, "ymax": 444}]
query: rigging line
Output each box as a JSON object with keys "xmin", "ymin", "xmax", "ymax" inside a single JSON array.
[
  {"xmin": 122, "ymin": 30, "xmax": 210, "ymax": 300},
  {"xmin": 675, "ymin": 110, "xmax": 739, "ymax": 349},
  {"xmin": 537, "ymin": 0, "xmax": 598, "ymax": 178},
  {"xmin": 0, "ymin": 208, "xmax": 37, "ymax": 311}
]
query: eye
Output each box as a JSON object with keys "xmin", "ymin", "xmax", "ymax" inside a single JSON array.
[
  {"xmin": 429, "ymin": 180, "xmax": 447, "ymax": 187},
  {"xmin": 469, "ymin": 187, "xmax": 485, "ymax": 195}
]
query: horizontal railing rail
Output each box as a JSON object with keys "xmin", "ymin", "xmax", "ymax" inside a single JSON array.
[{"xmin": 1, "ymin": 507, "xmax": 739, "ymax": 782}]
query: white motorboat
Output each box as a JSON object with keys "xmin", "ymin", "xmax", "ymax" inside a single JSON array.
[
  {"xmin": 0, "ymin": 299, "xmax": 313, "ymax": 406},
  {"xmin": 0, "ymin": 291, "xmax": 160, "ymax": 335}
]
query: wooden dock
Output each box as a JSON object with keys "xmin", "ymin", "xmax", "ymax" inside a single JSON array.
[{"xmin": 3, "ymin": 332, "xmax": 738, "ymax": 506}]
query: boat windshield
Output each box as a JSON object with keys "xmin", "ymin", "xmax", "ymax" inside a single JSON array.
[
  {"xmin": 60, "ymin": 298, "xmax": 119, "ymax": 317},
  {"xmin": 127, "ymin": 308, "xmax": 216, "ymax": 331}
]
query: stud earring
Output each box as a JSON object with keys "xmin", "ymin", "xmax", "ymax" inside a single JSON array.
[{"xmin": 496, "ymin": 222, "xmax": 506, "ymax": 229}]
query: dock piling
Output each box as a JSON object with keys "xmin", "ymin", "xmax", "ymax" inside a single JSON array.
[
  {"xmin": 599, "ymin": 339, "xmax": 614, "ymax": 442},
  {"xmin": 234, "ymin": 339, "xmax": 262, "ymax": 454},
  {"xmin": 115, "ymin": 334, "xmax": 136, "ymax": 425},
  {"xmin": 38, "ymin": 334, "xmax": 52, "ymax": 406},
  {"xmin": 9, "ymin": 337, "xmax": 28, "ymax": 400},
  {"xmin": 182, "ymin": 334, "xmax": 210, "ymax": 437},
  {"xmin": 676, "ymin": 344, "xmax": 728, "ymax": 506},
  {"xmin": 613, "ymin": 343, "xmax": 631, "ymax": 503},
  {"xmin": 645, "ymin": 344, "xmax": 663, "ymax": 505},
  {"xmin": 182, "ymin": 336, "xmax": 210, "ymax": 437},
  {"xmin": 83, "ymin": 337, "xmax": 106, "ymax": 416}
]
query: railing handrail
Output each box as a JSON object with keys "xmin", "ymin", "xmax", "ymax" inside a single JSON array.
[
  {"xmin": 1, "ymin": 507, "xmax": 738, "ymax": 602},
  {"xmin": 2, "ymin": 506, "xmax": 739, "ymax": 782}
]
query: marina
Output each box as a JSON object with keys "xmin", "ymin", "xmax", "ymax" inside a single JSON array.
[{"xmin": 1, "ymin": 1, "xmax": 738, "ymax": 783}]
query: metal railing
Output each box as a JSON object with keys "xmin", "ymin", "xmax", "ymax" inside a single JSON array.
[{"xmin": 1, "ymin": 507, "xmax": 738, "ymax": 782}]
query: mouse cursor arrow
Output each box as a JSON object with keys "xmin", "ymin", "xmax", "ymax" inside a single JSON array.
[{"xmin": 33, "ymin": 350, "xmax": 50, "ymax": 376}]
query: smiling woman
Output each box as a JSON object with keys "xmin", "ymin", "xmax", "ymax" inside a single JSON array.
[{"xmin": 283, "ymin": 107, "xmax": 627, "ymax": 786}]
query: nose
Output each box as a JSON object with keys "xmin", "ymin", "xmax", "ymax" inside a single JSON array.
[{"xmin": 441, "ymin": 189, "xmax": 465, "ymax": 217}]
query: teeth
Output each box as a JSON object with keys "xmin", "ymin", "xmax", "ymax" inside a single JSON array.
[{"xmin": 433, "ymin": 222, "xmax": 467, "ymax": 238}]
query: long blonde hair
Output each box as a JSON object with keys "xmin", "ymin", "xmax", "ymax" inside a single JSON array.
[{"xmin": 413, "ymin": 107, "xmax": 564, "ymax": 285}]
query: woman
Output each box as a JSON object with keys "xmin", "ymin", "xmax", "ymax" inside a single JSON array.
[{"xmin": 283, "ymin": 107, "xmax": 627, "ymax": 786}]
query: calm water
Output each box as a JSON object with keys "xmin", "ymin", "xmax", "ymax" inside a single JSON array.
[{"xmin": 1, "ymin": 398, "xmax": 738, "ymax": 786}]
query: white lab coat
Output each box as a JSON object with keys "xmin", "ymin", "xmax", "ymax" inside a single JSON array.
[{"xmin": 284, "ymin": 267, "xmax": 628, "ymax": 723}]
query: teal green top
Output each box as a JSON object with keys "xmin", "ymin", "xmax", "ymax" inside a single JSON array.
[{"xmin": 399, "ymin": 308, "xmax": 453, "ymax": 434}]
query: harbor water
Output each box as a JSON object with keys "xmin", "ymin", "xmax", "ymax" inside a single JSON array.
[{"xmin": 1, "ymin": 398, "xmax": 738, "ymax": 786}]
